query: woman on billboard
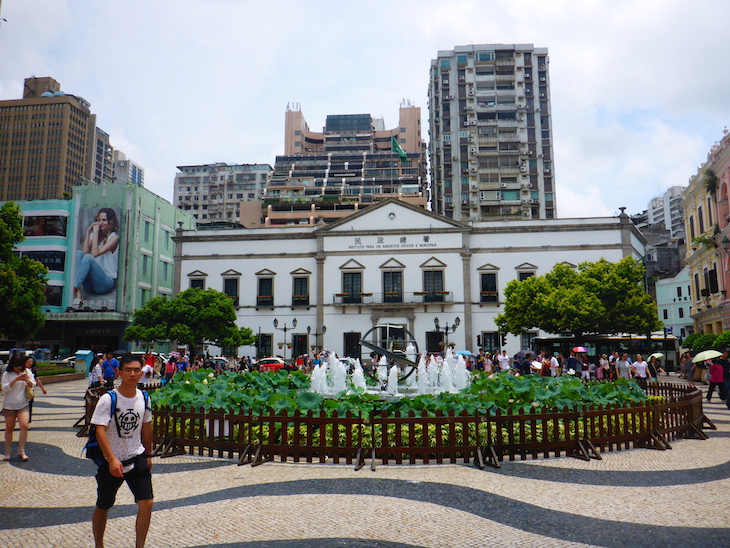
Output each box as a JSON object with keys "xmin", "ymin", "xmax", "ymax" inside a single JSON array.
[{"xmin": 72, "ymin": 208, "xmax": 119, "ymax": 307}]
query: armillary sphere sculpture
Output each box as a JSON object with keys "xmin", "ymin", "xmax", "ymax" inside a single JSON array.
[{"xmin": 358, "ymin": 323, "xmax": 419, "ymax": 383}]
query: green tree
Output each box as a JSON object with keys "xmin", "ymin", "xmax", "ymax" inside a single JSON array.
[
  {"xmin": 711, "ymin": 330, "xmax": 730, "ymax": 350},
  {"xmin": 0, "ymin": 202, "xmax": 48, "ymax": 341},
  {"xmin": 681, "ymin": 332, "xmax": 699, "ymax": 350},
  {"xmin": 495, "ymin": 257, "xmax": 662, "ymax": 337},
  {"xmin": 692, "ymin": 333, "xmax": 717, "ymax": 352},
  {"xmin": 123, "ymin": 288, "xmax": 255, "ymax": 353}
]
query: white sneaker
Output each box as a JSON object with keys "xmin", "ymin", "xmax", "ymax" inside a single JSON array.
[{"xmin": 71, "ymin": 297, "xmax": 80, "ymax": 307}]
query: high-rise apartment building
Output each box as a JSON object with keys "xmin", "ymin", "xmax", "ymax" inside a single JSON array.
[
  {"xmin": 0, "ymin": 76, "xmax": 95, "ymax": 201},
  {"xmin": 112, "ymin": 150, "xmax": 145, "ymax": 186},
  {"xmin": 428, "ymin": 44, "xmax": 556, "ymax": 221},
  {"xmin": 647, "ymin": 186, "xmax": 686, "ymax": 240},
  {"xmin": 174, "ymin": 162, "xmax": 272, "ymax": 224},
  {"xmin": 88, "ymin": 125, "xmax": 114, "ymax": 184},
  {"xmin": 262, "ymin": 103, "xmax": 427, "ymax": 226}
]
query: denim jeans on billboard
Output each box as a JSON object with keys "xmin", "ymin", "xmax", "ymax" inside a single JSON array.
[{"xmin": 74, "ymin": 250, "xmax": 115, "ymax": 294}]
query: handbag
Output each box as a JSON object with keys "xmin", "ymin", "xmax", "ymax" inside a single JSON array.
[{"xmin": 25, "ymin": 384, "xmax": 35, "ymax": 401}]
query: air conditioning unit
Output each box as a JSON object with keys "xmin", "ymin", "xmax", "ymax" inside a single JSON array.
[
  {"xmin": 468, "ymin": 89, "xmax": 474, "ymax": 96},
  {"xmin": 530, "ymin": 199, "xmax": 540, "ymax": 204},
  {"xmin": 520, "ymin": 165, "xmax": 528, "ymax": 173},
  {"xmin": 468, "ymin": 136, "xmax": 474, "ymax": 142},
  {"xmin": 470, "ymin": 147, "xmax": 477, "ymax": 154},
  {"xmin": 459, "ymin": 76, "xmax": 465, "ymax": 81},
  {"xmin": 500, "ymin": 183, "xmax": 507, "ymax": 188},
  {"xmin": 540, "ymin": 77, "xmax": 546, "ymax": 82},
  {"xmin": 470, "ymin": 167, "xmax": 478, "ymax": 173}
]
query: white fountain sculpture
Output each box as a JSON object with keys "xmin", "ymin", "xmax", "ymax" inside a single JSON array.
[
  {"xmin": 377, "ymin": 355, "xmax": 388, "ymax": 385},
  {"xmin": 310, "ymin": 362, "xmax": 326, "ymax": 394},
  {"xmin": 386, "ymin": 364, "xmax": 400, "ymax": 396},
  {"xmin": 351, "ymin": 358, "xmax": 367, "ymax": 391},
  {"xmin": 428, "ymin": 354, "xmax": 440, "ymax": 390},
  {"xmin": 417, "ymin": 353, "xmax": 429, "ymax": 394},
  {"xmin": 453, "ymin": 353, "xmax": 471, "ymax": 391},
  {"xmin": 406, "ymin": 342, "xmax": 417, "ymax": 364},
  {"xmin": 329, "ymin": 354, "xmax": 348, "ymax": 395}
]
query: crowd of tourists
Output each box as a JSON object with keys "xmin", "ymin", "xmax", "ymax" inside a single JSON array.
[{"xmin": 475, "ymin": 349, "xmax": 667, "ymax": 381}]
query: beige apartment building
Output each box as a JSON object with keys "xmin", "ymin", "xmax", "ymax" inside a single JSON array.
[
  {"xmin": 257, "ymin": 103, "xmax": 427, "ymax": 226},
  {"xmin": 0, "ymin": 77, "xmax": 95, "ymax": 201}
]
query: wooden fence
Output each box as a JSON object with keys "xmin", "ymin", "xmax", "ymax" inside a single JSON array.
[{"xmin": 149, "ymin": 382, "xmax": 715, "ymax": 470}]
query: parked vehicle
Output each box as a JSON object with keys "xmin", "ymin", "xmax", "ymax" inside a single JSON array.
[{"xmin": 256, "ymin": 357, "xmax": 287, "ymax": 372}]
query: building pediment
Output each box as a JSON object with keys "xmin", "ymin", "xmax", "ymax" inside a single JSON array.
[
  {"xmin": 477, "ymin": 263, "xmax": 500, "ymax": 271},
  {"xmin": 290, "ymin": 268, "xmax": 312, "ymax": 275},
  {"xmin": 319, "ymin": 198, "xmax": 466, "ymax": 233},
  {"xmin": 340, "ymin": 259, "xmax": 365, "ymax": 270},
  {"xmin": 380, "ymin": 257, "xmax": 406, "ymax": 269},
  {"xmin": 420, "ymin": 256, "xmax": 447, "ymax": 268},
  {"xmin": 187, "ymin": 270, "xmax": 208, "ymax": 277},
  {"xmin": 255, "ymin": 268, "xmax": 277, "ymax": 276},
  {"xmin": 515, "ymin": 262, "xmax": 538, "ymax": 270},
  {"xmin": 221, "ymin": 269, "xmax": 242, "ymax": 277}
]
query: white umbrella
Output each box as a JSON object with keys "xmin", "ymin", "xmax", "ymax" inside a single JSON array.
[
  {"xmin": 692, "ymin": 350, "xmax": 722, "ymax": 363},
  {"xmin": 648, "ymin": 352, "xmax": 664, "ymax": 359}
]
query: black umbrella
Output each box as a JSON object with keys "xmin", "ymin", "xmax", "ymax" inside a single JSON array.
[
  {"xmin": 112, "ymin": 349, "xmax": 128, "ymax": 355},
  {"xmin": 515, "ymin": 349, "xmax": 535, "ymax": 359}
]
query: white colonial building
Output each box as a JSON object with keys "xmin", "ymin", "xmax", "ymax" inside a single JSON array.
[{"xmin": 173, "ymin": 199, "xmax": 645, "ymax": 359}]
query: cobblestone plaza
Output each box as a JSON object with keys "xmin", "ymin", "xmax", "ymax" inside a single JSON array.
[{"xmin": 1, "ymin": 377, "xmax": 728, "ymax": 547}]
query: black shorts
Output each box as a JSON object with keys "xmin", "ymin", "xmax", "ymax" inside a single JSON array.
[{"xmin": 95, "ymin": 453, "xmax": 153, "ymax": 510}]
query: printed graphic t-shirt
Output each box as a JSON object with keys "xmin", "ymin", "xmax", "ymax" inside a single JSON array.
[{"xmin": 91, "ymin": 389, "xmax": 151, "ymax": 462}]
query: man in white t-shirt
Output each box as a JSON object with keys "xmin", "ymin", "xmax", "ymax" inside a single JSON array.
[
  {"xmin": 498, "ymin": 350, "xmax": 511, "ymax": 372},
  {"xmin": 91, "ymin": 355, "xmax": 153, "ymax": 548},
  {"xmin": 140, "ymin": 362, "xmax": 154, "ymax": 386}
]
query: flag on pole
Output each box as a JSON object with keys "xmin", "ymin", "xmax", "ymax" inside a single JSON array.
[{"xmin": 391, "ymin": 136, "xmax": 408, "ymax": 164}]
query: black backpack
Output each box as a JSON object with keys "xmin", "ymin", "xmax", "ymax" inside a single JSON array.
[{"xmin": 83, "ymin": 390, "xmax": 149, "ymax": 466}]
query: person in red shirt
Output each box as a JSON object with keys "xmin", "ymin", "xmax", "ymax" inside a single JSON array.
[{"xmin": 707, "ymin": 360, "xmax": 725, "ymax": 402}]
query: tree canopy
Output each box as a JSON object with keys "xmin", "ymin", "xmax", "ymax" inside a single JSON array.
[
  {"xmin": 123, "ymin": 288, "xmax": 255, "ymax": 352},
  {"xmin": 495, "ymin": 257, "xmax": 662, "ymax": 337},
  {"xmin": 0, "ymin": 202, "xmax": 48, "ymax": 341}
]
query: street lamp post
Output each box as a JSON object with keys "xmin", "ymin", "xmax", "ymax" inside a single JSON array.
[
  {"xmin": 273, "ymin": 318, "xmax": 297, "ymax": 362},
  {"xmin": 307, "ymin": 325, "xmax": 327, "ymax": 354},
  {"xmin": 434, "ymin": 316, "xmax": 460, "ymax": 352}
]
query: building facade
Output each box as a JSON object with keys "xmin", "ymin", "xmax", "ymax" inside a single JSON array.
[
  {"xmin": 260, "ymin": 104, "xmax": 427, "ymax": 226},
  {"xmin": 646, "ymin": 186, "xmax": 686, "ymax": 240},
  {"xmin": 174, "ymin": 199, "xmax": 644, "ymax": 359},
  {"xmin": 709, "ymin": 129, "xmax": 730, "ymax": 330},
  {"xmin": 6, "ymin": 183, "xmax": 195, "ymax": 355},
  {"xmin": 683, "ymin": 132, "xmax": 728, "ymax": 334},
  {"xmin": 0, "ymin": 76, "xmax": 95, "ymax": 201},
  {"xmin": 174, "ymin": 162, "xmax": 272, "ymax": 225},
  {"xmin": 428, "ymin": 44, "xmax": 555, "ymax": 222},
  {"xmin": 112, "ymin": 150, "xmax": 145, "ymax": 186},
  {"xmin": 655, "ymin": 266, "xmax": 693, "ymax": 340}
]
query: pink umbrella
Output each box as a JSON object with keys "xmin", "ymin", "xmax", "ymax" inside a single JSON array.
[{"xmin": 573, "ymin": 346, "xmax": 588, "ymax": 353}]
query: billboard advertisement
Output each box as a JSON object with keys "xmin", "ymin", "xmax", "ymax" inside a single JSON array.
[{"xmin": 72, "ymin": 206, "xmax": 121, "ymax": 310}]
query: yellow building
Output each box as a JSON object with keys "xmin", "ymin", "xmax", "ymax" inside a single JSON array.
[{"xmin": 683, "ymin": 131, "xmax": 730, "ymax": 334}]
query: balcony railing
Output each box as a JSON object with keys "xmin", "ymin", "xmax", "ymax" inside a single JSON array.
[
  {"xmin": 257, "ymin": 295, "xmax": 273, "ymax": 307},
  {"xmin": 291, "ymin": 295, "xmax": 310, "ymax": 307},
  {"xmin": 332, "ymin": 291, "xmax": 453, "ymax": 305}
]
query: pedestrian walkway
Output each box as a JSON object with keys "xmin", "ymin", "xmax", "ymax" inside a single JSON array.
[{"xmin": 1, "ymin": 377, "xmax": 728, "ymax": 547}]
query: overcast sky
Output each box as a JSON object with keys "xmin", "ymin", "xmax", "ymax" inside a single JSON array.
[{"xmin": 1, "ymin": 0, "xmax": 728, "ymax": 218}]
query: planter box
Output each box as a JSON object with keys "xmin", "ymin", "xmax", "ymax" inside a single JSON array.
[{"xmin": 40, "ymin": 373, "xmax": 85, "ymax": 384}]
